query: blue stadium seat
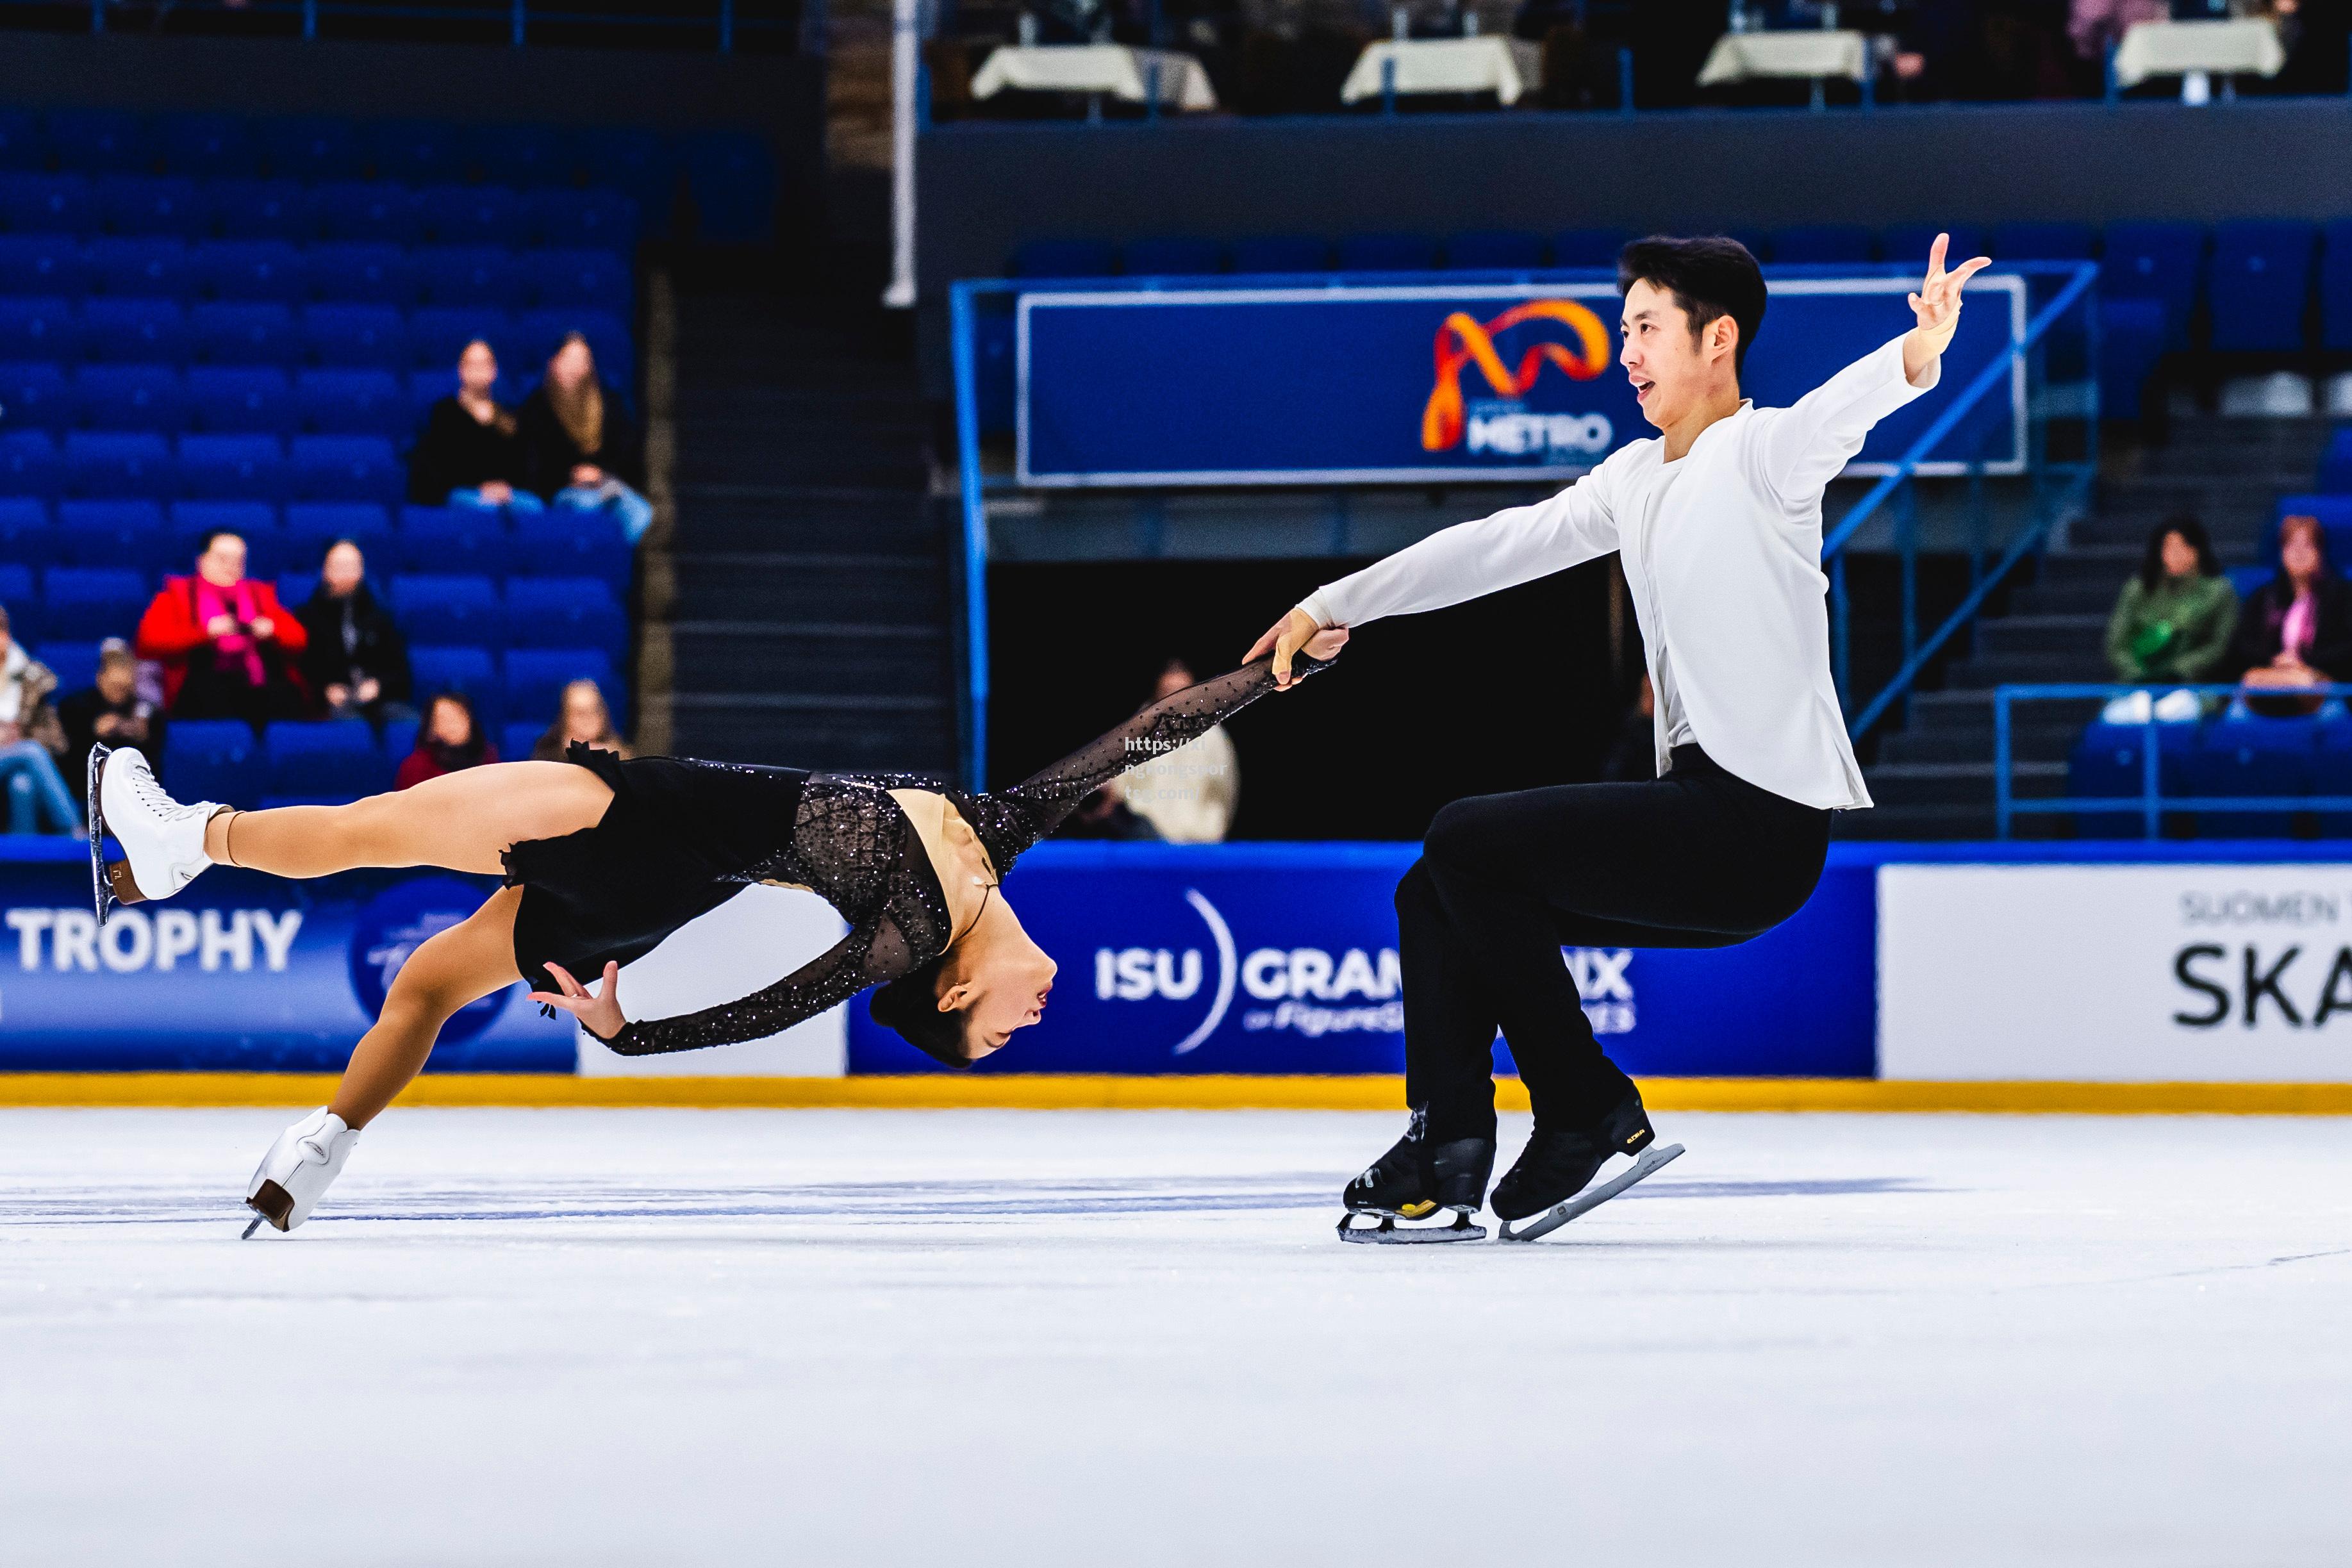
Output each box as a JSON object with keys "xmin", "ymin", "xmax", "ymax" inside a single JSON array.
[
  {"xmin": 2317, "ymin": 425, "xmax": 2352, "ymax": 493},
  {"xmin": 2067, "ymin": 718, "xmax": 2198, "ymax": 838},
  {"xmin": 210, "ymin": 179, "xmax": 309, "ymax": 242},
  {"xmin": 73, "ymin": 364, "xmax": 188, "ymax": 434},
  {"xmin": 261, "ymin": 117, "xmax": 363, "ymax": 183},
  {"xmin": 513, "ymin": 308, "xmax": 629, "ymax": 379},
  {"xmin": 0, "ymin": 173, "xmax": 93, "ymax": 233},
  {"xmin": 296, "ymin": 369, "xmax": 409, "ymax": 436},
  {"xmin": 190, "ymin": 240, "xmax": 303, "ymax": 303},
  {"xmin": 511, "ymin": 512, "xmax": 629, "ymax": 591},
  {"xmin": 518, "ymin": 186, "xmax": 640, "ymax": 251},
  {"xmin": 170, "ymin": 500, "xmax": 283, "ymax": 576},
  {"xmin": 284, "ymin": 500, "xmax": 392, "ymax": 562},
  {"xmin": 1769, "ymin": 225, "xmax": 1876, "ymax": 264},
  {"xmin": 1120, "ymin": 237, "xmax": 1225, "ymax": 276},
  {"xmin": 0, "ymin": 555, "xmax": 40, "ymax": 616},
  {"xmin": 186, "ymin": 365, "xmax": 297, "ymax": 435},
  {"xmin": 1011, "ymin": 238, "xmax": 1116, "ymax": 279},
  {"xmin": 38, "ymin": 566, "xmax": 147, "ymax": 642},
  {"xmin": 408, "ymin": 645, "xmax": 502, "ymax": 728},
  {"xmin": 306, "ymin": 181, "xmax": 418, "ymax": 245},
  {"xmin": 2263, "ymin": 495, "xmax": 2352, "ymax": 565},
  {"xmin": 2098, "ymin": 297, "xmax": 2168, "ymax": 422},
  {"xmin": 54, "ymin": 499, "xmax": 167, "ymax": 574},
  {"xmin": 63, "ymin": 431, "xmax": 174, "ymax": 499},
  {"xmin": 1991, "ymin": 222, "xmax": 2097, "ymax": 261},
  {"xmin": 0, "ymin": 501, "xmax": 54, "ymax": 572},
  {"xmin": 265, "ymin": 720, "xmax": 387, "ymax": 801},
  {"xmin": 1337, "ymin": 234, "xmax": 1438, "ymax": 272},
  {"xmin": 1442, "ymin": 231, "xmax": 1546, "ymax": 270},
  {"xmin": 568, "ymin": 128, "xmax": 671, "ymax": 235},
  {"xmin": 36, "ymin": 640, "xmax": 103, "ymax": 700},
  {"xmin": 406, "ymin": 306, "xmax": 515, "ymax": 374},
  {"xmin": 84, "ymin": 237, "xmax": 191, "ymax": 299},
  {"xmin": 677, "ymin": 131, "xmax": 774, "ymax": 243},
  {"xmin": 163, "ymin": 719, "xmax": 267, "ymax": 807},
  {"xmin": 473, "ymin": 124, "xmax": 570, "ymax": 190},
  {"xmin": 0, "ymin": 359, "xmax": 72, "ymax": 428},
  {"xmin": 274, "ymin": 570, "xmax": 319, "ymax": 609},
  {"xmin": 301, "ymin": 304, "xmax": 408, "ymax": 368},
  {"xmin": 1880, "ymin": 224, "xmax": 1985, "ymax": 265},
  {"xmin": 155, "ymin": 113, "xmax": 257, "ymax": 180},
  {"xmin": 367, "ymin": 119, "xmax": 467, "ymax": 186},
  {"xmin": 504, "ymin": 648, "xmax": 615, "ymax": 736},
  {"xmin": 81, "ymin": 298, "xmax": 188, "ymax": 363},
  {"xmin": 413, "ymin": 183, "xmax": 519, "ymax": 246},
  {"xmin": 290, "ymin": 434, "xmax": 401, "ymax": 502},
  {"xmin": 2208, "ymin": 220, "xmax": 2315, "ymax": 354},
  {"xmin": 46, "ymin": 110, "xmax": 152, "ymax": 176},
  {"xmin": 1227, "ymin": 235, "xmax": 1329, "ymax": 274},
  {"xmin": 0, "ymin": 233, "xmax": 84, "ymax": 294},
  {"xmin": 382, "ymin": 715, "xmax": 421, "ymax": 764},
  {"xmin": 0, "ymin": 431, "xmax": 63, "ymax": 499},
  {"xmin": 504, "ymin": 575, "xmax": 625, "ymax": 657},
  {"xmin": 2183, "ymin": 714, "xmax": 2318, "ymax": 838},
  {"xmin": 522, "ymin": 249, "xmax": 630, "ymax": 313},
  {"xmin": 176, "ymin": 433, "xmax": 288, "ymax": 502},
  {"xmin": 93, "ymin": 177, "xmax": 208, "ymax": 238},
  {"xmin": 190, "ymin": 301, "xmax": 299, "ymax": 366},
  {"xmin": 2103, "ymin": 221, "xmax": 2207, "ymax": 352},
  {"xmin": 394, "ymin": 506, "xmax": 511, "ymax": 577},
  {"xmin": 0, "ymin": 295, "xmax": 79, "ymax": 359},
  {"xmin": 415, "ymin": 245, "xmax": 520, "ymax": 309},
  {"xmin": 1548, "ymin": 229, "xmax": 1626, "ymax": 268},
  {"xmin": 2320, "ymin": 220, "xmax": 2352, "ymax": 355},
  {"xmin": 391, "ymin": 573, "xmax": 504, "ymax": 647},
  {"xmin": 302, "ymin": 242, "xmax": 418, "ymax": 306},
  {"xmin": 499, "ymin": 720, "xmax": 543, "ymax": 763},
  {"xmin": 0, "ymin": 109, "xmax": 42, "ymax": 172}
]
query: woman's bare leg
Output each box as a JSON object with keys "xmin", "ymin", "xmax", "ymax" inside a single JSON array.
[
  {"xmin": 329, "ymin": 885, "xmax": 527, "ymax": 1128},
  {"xmin": 200, "ymin": 761, "xmax": 613, "ymax": 879}
]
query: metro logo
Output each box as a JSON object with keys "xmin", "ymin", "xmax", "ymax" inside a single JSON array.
[{"xmin": 1422, "ymin": 299, "xmax": 1612, "ymax": 452}]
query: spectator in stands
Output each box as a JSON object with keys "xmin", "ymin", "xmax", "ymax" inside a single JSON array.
[
  {"xmin": 297, "ymin": 540, "xmax": 413, "ymax": 727},
  {"xmin": 518, "ymin": 333, "xmax": 653, "ymax": 546},
  {"xmin": 2067, "ymin": 0, "xmax": 2166, "ymax": 62},
  {"xmin": 2230, "ymin": 514, "xmax": 2352, "ymax": 717},
  {"xmin": 531, "ymin": 678, "xmax": 634, "ymax": 761},
  {"xmin": 408, "ymin": 339, "xmax": 540, "ymax": 515},
  {"xmin": 135, "ymin": 529, "xmax": 308, "ymax": 730},
  {"xmin": 395, "ymin": 692, "xmax": 498, "ymax": 789},
  {"xmin": 2103, "ymin": 516, "xmax": 2239, "ymax": 722},
  {"xmin": 0, "ymin": 604, "xmax": 78, "ymax": 836},
  {"xmin": 56, "ymin": 640, "xmax": 161, "ymax": 804},
  {"xmin": 1107, "ymin": 657, "xmax": 1238, "ymax": 842},
  {"xmin": 1056, "ymin": 786, "xmax": 1162, "ymax": 841}
]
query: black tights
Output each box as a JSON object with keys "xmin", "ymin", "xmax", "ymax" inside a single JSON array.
[{"xmin": 1397, "ymin": 745, "xmax": 1832, "ymax": 1141}]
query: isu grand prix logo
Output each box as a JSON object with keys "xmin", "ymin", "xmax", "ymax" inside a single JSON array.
[{"xmin": 1422, "ymin": 299, "xmax": 1615, "ymax": 459}]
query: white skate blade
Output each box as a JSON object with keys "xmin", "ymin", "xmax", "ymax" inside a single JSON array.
[
  {"xmin": 1495, "ymin": 1143, "xmax": 1684, "ymax": 1242},
  {"xmin": 1337, "ymin": 1210, "xmax": 1488, "ymax": 1244}
]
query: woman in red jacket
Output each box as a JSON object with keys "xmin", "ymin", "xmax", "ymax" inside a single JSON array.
[{"xmin": 135, "ymin": 529, "xmax": 308, "ymax": 729}]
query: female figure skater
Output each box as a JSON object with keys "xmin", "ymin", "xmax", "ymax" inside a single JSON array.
[{"xmin": 89, "ymin": 639, "xmax": 1343, "ymax": 1234}]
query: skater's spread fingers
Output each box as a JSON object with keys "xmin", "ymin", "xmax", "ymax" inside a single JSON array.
[{"xmin": 542, "ymin": 962, "xmax": 584, "ymax": 998}]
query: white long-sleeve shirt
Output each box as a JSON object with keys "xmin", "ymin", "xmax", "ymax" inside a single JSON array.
[{"xmin": 1295, "ymin": 335, "xmax": 1941, "ymax": 811}]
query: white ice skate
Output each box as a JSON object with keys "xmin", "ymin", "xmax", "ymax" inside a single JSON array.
[
  {"xmin": 90, "ymin": 745, "xmax": 220, "ymax": 924},
  {"xmin": 243, "ymin": 1108, "xmax": 361, "ymax": 1237}
]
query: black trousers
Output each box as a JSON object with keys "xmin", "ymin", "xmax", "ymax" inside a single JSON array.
[{"xmin": 1398, "ymin": 744, "xmax": 1832, "ymax": 1141}]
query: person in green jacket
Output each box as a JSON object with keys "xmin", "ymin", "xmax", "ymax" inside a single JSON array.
[{"xmin": 2106, "ymin": 515, "xmax": 2239, "ymax": 686}]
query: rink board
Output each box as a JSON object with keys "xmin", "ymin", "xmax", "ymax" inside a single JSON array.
[{"xmin": 8, "ymin": 839, "xmax": 2352, "ymax": 1084}]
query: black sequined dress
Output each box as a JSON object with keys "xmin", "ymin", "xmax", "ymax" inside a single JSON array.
[{"xmin": 501, "ymin": 651, "xmax": 1329, "ymax": 1055}]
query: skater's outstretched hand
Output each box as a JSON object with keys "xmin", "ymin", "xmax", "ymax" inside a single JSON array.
[
  {"xmin": 531, "ymin": 961, "xmax": 624, "ymax": 1041},
  {"xmin": 1244, "ymin": 609, "xmax": 1350, "ymax": 689},
  {"xmin": 1902, "ymin": 231, "xmax": 1991, "ymax": 384}
]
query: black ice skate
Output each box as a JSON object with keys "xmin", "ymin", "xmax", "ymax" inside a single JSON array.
[
  {"xmin": 1336, "ymin": 1108, "xmax": 1495, "ymax": 1244},
  {"xmin": 1491, "ymin": 1090, "xmax": 1684, "ymax": 1242}
]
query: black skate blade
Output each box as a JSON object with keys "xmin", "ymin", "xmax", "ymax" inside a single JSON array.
[
  {"xmin": 87, "ymin": 744, "xmax": 114, "ymax": 927},
  {"xmin": 1337, "ymin": 1210, "xmax": 1487, "ymax": 1244},
  {"xmin": 240, "ymin": 1214, "xmax": 265, "ymax": 1241},
  {"xmin": 1495, "ymin": 1143, "xmax": 1684, "ymax": 1243}
]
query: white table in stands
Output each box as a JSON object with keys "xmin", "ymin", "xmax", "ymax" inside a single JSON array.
[
  {"xmin": 2112, "ymin": 17, "xmax": 2283, "ymax": 102},
  {"xmin": 1697, "ymin": 28, "xmax": 1871, "ymax": 106},
  {"xmin": 970, "ymin": 44, "xmax": 1218, "ymax": 111},
  {"xmin": 1339, "ymin": 37, "xmax": 1545, "ymax": 107}
]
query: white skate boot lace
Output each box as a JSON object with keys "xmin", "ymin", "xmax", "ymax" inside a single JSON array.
[{"xmin": 119, "ymin": 755, "xmax": 211, "ymax": 829}]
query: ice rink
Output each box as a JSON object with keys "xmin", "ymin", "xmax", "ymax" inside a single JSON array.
[{"xmin": 3, "ymin": 1106, "xmax": 2348, "ymax": 1566}]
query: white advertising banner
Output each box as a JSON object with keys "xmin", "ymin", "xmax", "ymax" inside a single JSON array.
[{"xmin": 1880, "ymin": 862, "xmax": 2352, "ymax": 1080}]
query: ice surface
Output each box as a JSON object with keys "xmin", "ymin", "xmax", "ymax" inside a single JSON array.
[{"xmin": 3, "ymin": 1107, "xmax": 2349, "ymax": 1566}]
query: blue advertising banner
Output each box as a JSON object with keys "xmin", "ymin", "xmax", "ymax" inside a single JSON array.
[
  {"xmin": 1016, "ymin": 275, "xmax": 2026, "ymax": 488},
  {"xmin": 0, "ymin": 844, "xmax": 572, "ymax": 1071},
  {"xmin": 848, "ymin": 842, "xmax": 1875, "ymax": 1078}
]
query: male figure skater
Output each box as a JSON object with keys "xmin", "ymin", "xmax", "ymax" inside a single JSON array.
[{"xmin": 1247, "ymin": 233, "xmax": 1989, "ymax": 1239}]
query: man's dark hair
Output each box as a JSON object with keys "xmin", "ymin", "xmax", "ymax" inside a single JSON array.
[
  {"xmin": 1617, "ymin": 235, "xmax": 1768, "ymax": 377},
  {"xmin": 197, "ymin": 527, "xmax": 245, "ymax": 558},
  {"xmin": 867, "ymin": 955, "xmax": 975, "ymax": 1070}
]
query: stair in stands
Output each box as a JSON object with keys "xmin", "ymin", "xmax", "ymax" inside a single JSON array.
[
  {"xmin": 1851, "ymin": 413, "xmax": 2335, "ymax": 839},
  {"xmin": 665, "ymin": 274, "xmax": 956, "ymax": 773}
]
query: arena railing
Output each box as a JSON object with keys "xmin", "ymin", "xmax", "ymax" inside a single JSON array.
[
  {"xmin": 3, "ymin": 0, "xmax": 802, "ymax": 52},
  {"xmin": 1994, "ymin": 682, "xmax": 2352, "ymax": 841}
]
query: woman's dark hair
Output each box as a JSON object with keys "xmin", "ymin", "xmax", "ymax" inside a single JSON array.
[
  {"xmin": 1617, "ymin": 235, "xmax": 1768, "ymax": 375},
  {"xmin": 867, "ymin": 954, "xmax": 973, "ymax": 1069},
  {"xmin": 420, "ymin": 690, "xmax": 482, "ymax": 752},
  {"xmin": 2140, "ymin": 514, "xmax": 2220, "ymax": 592}
]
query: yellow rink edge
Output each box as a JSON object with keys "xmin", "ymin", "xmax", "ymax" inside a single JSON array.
[{"xmin": 6, "ymin": 1073, "xmax": 2352, "ymax": 1114}]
